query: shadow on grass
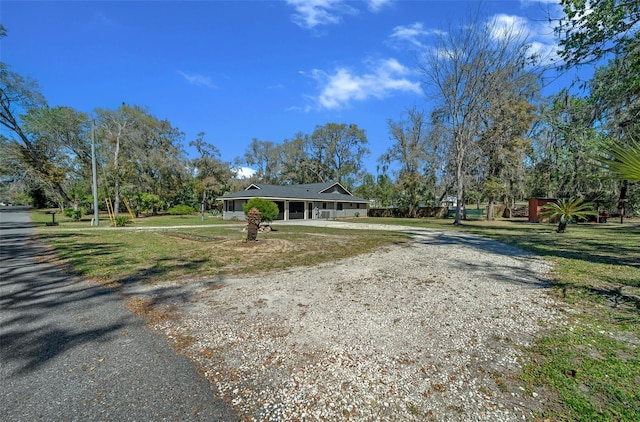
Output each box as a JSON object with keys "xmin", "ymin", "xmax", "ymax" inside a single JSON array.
[
  {"xmin": 113, "ymin": 258, "xmax": 210, "ymax": 287},
  {"xmin": 459, "ymin": 224, "xmax": 639, "ymax": 269},
  {"xmin": 35, "ymin": 231, "xmax": 215, "ymax": 291},
  {"xmin": 440, "ymin": 222, "xmax": 640, "ymax": 309}
]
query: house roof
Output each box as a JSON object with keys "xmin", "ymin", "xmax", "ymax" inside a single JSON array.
[{"xmin": 218, "ymin": 182, "xmax": 369, "ymax": 203}]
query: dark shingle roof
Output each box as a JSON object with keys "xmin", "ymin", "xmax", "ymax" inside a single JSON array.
[{"xmin": 218, "ymin": 182, "xmax": 368, "ymax": 203}]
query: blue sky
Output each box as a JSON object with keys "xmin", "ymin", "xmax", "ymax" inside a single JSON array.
[{"xmin": 1, "ymin": 0, "xmax": 567, "ymax": 176}]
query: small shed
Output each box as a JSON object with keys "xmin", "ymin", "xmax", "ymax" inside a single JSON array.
[{"xmin": 528, "ymin": 198, "xmax": 558, "ymax": 223}]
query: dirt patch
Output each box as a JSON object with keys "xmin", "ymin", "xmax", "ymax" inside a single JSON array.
[{"xmin": 217, "ymin": 239, "xmax": 295, "ymax": 255}]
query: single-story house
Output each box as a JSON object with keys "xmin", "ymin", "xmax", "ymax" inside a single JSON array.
[{"xmin": 217, "ymin": 182, "xmax": 369, "ymax": 221}]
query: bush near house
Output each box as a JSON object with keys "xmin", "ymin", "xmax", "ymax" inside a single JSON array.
[
  {"xmin": 63, "ymin": 208, "xmax": 84, "ymax": 221},
  {"xmin": 242, "ymin": 198, "xmax": 279, "ymax": 223}
]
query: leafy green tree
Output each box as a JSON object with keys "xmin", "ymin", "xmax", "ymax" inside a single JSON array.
[
  {"xmin": 0, "ymin": 63, "xmax": 77, "ymax": 206},
  {"xmin": 131, "ymin": 192, "xmax": 164, "ymax": 216},
  {"xmin": 307, "ymin": 123, "xmax": 369, "ymax": 188},
  {"xmin": 242, "ymin": 197, "xmax": 279, "ymax": 223},
  {"xmin": 529, "ymin": 91, "xmax": 612, "ymax": 199},
  {"xmin": 279, "ymin": 133, "xmax": 316, "ymax": 185},
  {"xmin": 379, "ymin": 107, "xmax": 436, "ymax": 218},
  {"xmin": 96, "ymin": 104, "xmax": 189, "ymax": 217},
  {"xmin": 352, "ymin": 172, "xmax": 376, "ymax": 200},
  {"xmin": 190, "ymin": 132, "xmax": 233, "ymax": 212},
  {"xmin": 588, "ymin": 40, "xmax": 640, "ymax": 221},
  {"xmin": 556, "ymin": 0, "xmax": 640, "ymax": 66},
  {"xmin": 541, "ymin": 198, "xmax": 597, "ymax": 233},
  {"xmin": 95, "ymin": 105, "xmax": 135, "ymax": 217},
  {"xmin": 374, "ymin": 173, "xmax": 395, "ymax": 208},
  {"xmin": 23, "ymin": 106, "xmax": 91, "ymax": 209},
  {"xmin": 240, "ymin": 138, "xmax": 281, "ymax": 184},
  {"xmin": 477, "ymin": 64, "xmax": 539, "ymax": 219}
]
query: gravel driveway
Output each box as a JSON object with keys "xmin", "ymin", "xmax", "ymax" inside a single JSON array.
[{"xmin": 133, "ymin": 222, "xmax": 566, "ymax": 421}]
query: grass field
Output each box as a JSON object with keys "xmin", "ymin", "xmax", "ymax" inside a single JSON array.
[
  {"xmin": 34, "ymin": 212, "xmax": 640, "ymax": 420},
  {"xmin": 31, "ymin": 209, "xmax": 233, "ymax": 228},
  {"xmin": 33, "ymin": 213, "xmax": 411, "ymax": 286}
]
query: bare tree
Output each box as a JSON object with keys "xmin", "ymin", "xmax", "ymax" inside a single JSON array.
[
  {"xmin": 96, "ymin": 105, "xmax": 134, "ymax": 217},
  {"xmin": 418, "ymin": 11, "xmax": 537, "ymax": 224}
]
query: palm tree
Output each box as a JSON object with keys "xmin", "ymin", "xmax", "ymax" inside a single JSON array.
[
  {"xmin": 541, "ymin": 198, "xmax": 598, "ymax": 233},
  {"xmin": 601, "ymin": 139, "xmax": 640, "ymax": 181}
]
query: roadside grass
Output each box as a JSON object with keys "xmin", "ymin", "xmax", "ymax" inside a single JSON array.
[
  {"xmin": 34, "ymin": 213, "xmax": 639, "ymax": 420},
  {"xmin": 31, "ymin": 209, "xmax": 233, "ymax": 228},
  {"xmin": 346, "ymin": 216, "xmax": 640, "ymax": 421}
]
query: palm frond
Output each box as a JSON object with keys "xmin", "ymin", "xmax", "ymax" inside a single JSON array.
[{"xmin": 600, "ymin": 140, "xmax": 640, "ymax": 181}]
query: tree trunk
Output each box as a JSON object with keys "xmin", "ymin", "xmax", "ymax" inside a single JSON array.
[
  {"xmin": 454, "ymin": 146, "xmax": 464, "ymax": 225},
  {"xmin": 114, "ymin": 134, "xmax": 120, "ymax": 217},
  {"xmin": 246, "ymin": 207, "xmax": 261, "ymax": 241},
  {"xmin": 557, "ymin": 219, "xmax": 567, "ymax": 233},
  {"xmin": 487, "ymin": 196, "xmax": 495, "ymax": 221},
  {"xmin": 201, "ymin": 190, "xmax": 207, "ymax": 221},
  {"xmin": 618, "ymin": 179, "xmax": 628, "ymax": 224}
]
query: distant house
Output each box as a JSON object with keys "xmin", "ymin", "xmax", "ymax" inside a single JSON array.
[{"xmin": 217, "ymin": 182, "xmax": 369, "ymax": 221}]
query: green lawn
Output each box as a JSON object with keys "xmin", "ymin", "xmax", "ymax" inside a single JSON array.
[
  {"xmin": 31, "ymin": 209, "xmax": 234, "ymax": 228},
  {"xmin": 34, "ymin": 213, "xmax": 640, "ymax": 420},
  {"xmin": 34, "ymin": 216, "xmax": 411, "ymax": 286}
]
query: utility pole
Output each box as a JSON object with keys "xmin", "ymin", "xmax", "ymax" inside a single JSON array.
[{"xmin": 91, "ymin": 120, "xmax": 99, "ymax": 226}]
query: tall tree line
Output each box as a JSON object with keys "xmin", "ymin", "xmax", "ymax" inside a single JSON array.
[{"xmin": 1, "ymin": 6, "xmax": 639, "ymax": 218}]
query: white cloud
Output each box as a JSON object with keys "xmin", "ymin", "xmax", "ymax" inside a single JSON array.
[
  {"xmin": 489, "ymin": 14, "xmax": 559, "ymax": 65},
  {"xmin": 177, "ymin": 71, "xmax": 216, "ymax": 88},
  {"xmin": 286, "ymin": 0, "xmax": 357, "ymax": 29},
  {"xmin": 367, "ymin": 0, "xmax": 393, "ymax": 13},
  {"xmin": 490, "ymin": 14, "xmax": 531, "ymax": 40},
  {"xmin": 307, "ymin": 58, "xmax": 421, "ymax": 110},
  {"xmin": 234, "ymin": 167, "xmax": 256, "ymax": 179},
  {"xmin": 388, "ymin": 22, "xmax": 441, "ymax": 48}
]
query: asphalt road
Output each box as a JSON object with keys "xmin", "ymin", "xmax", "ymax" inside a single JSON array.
[{"xmin": 0, "ymin": 207, "xmax": 237, "ymax": 421}]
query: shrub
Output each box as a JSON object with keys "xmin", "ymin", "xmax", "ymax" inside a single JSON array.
[
  {"xmin": 112, "ymin": 216, "xmax": 131, "ymax": 227},
  {"xmin": 63, "ymin": 208, "xmax": 83, "ymax": 221},
  {"xmin": 242, "ymin": 198, "xmax": 279, "ymax": 223},
  {"xmin": 541, "ymin": 198, "xmax": 597, "ymax": 233},
  {"xmin": 167, "ymin": 205, "xmax": 196, "ymax": 215}
]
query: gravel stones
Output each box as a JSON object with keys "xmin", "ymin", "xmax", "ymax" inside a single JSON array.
[{"xmin": 146, "ymin": 226, "xmax": 565, "ymax": 421}]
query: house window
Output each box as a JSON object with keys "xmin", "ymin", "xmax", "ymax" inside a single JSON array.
[
  {"xmin": 337, "ymin": 203, "xmax": 343, "ymax": 211},
  {"xmin": 322, "ymin": 202, "xmax": 327, "ymax": 209},
  {"xmin": 228, "ymin": 201, "xmax": 234, "ymax": 212}
]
